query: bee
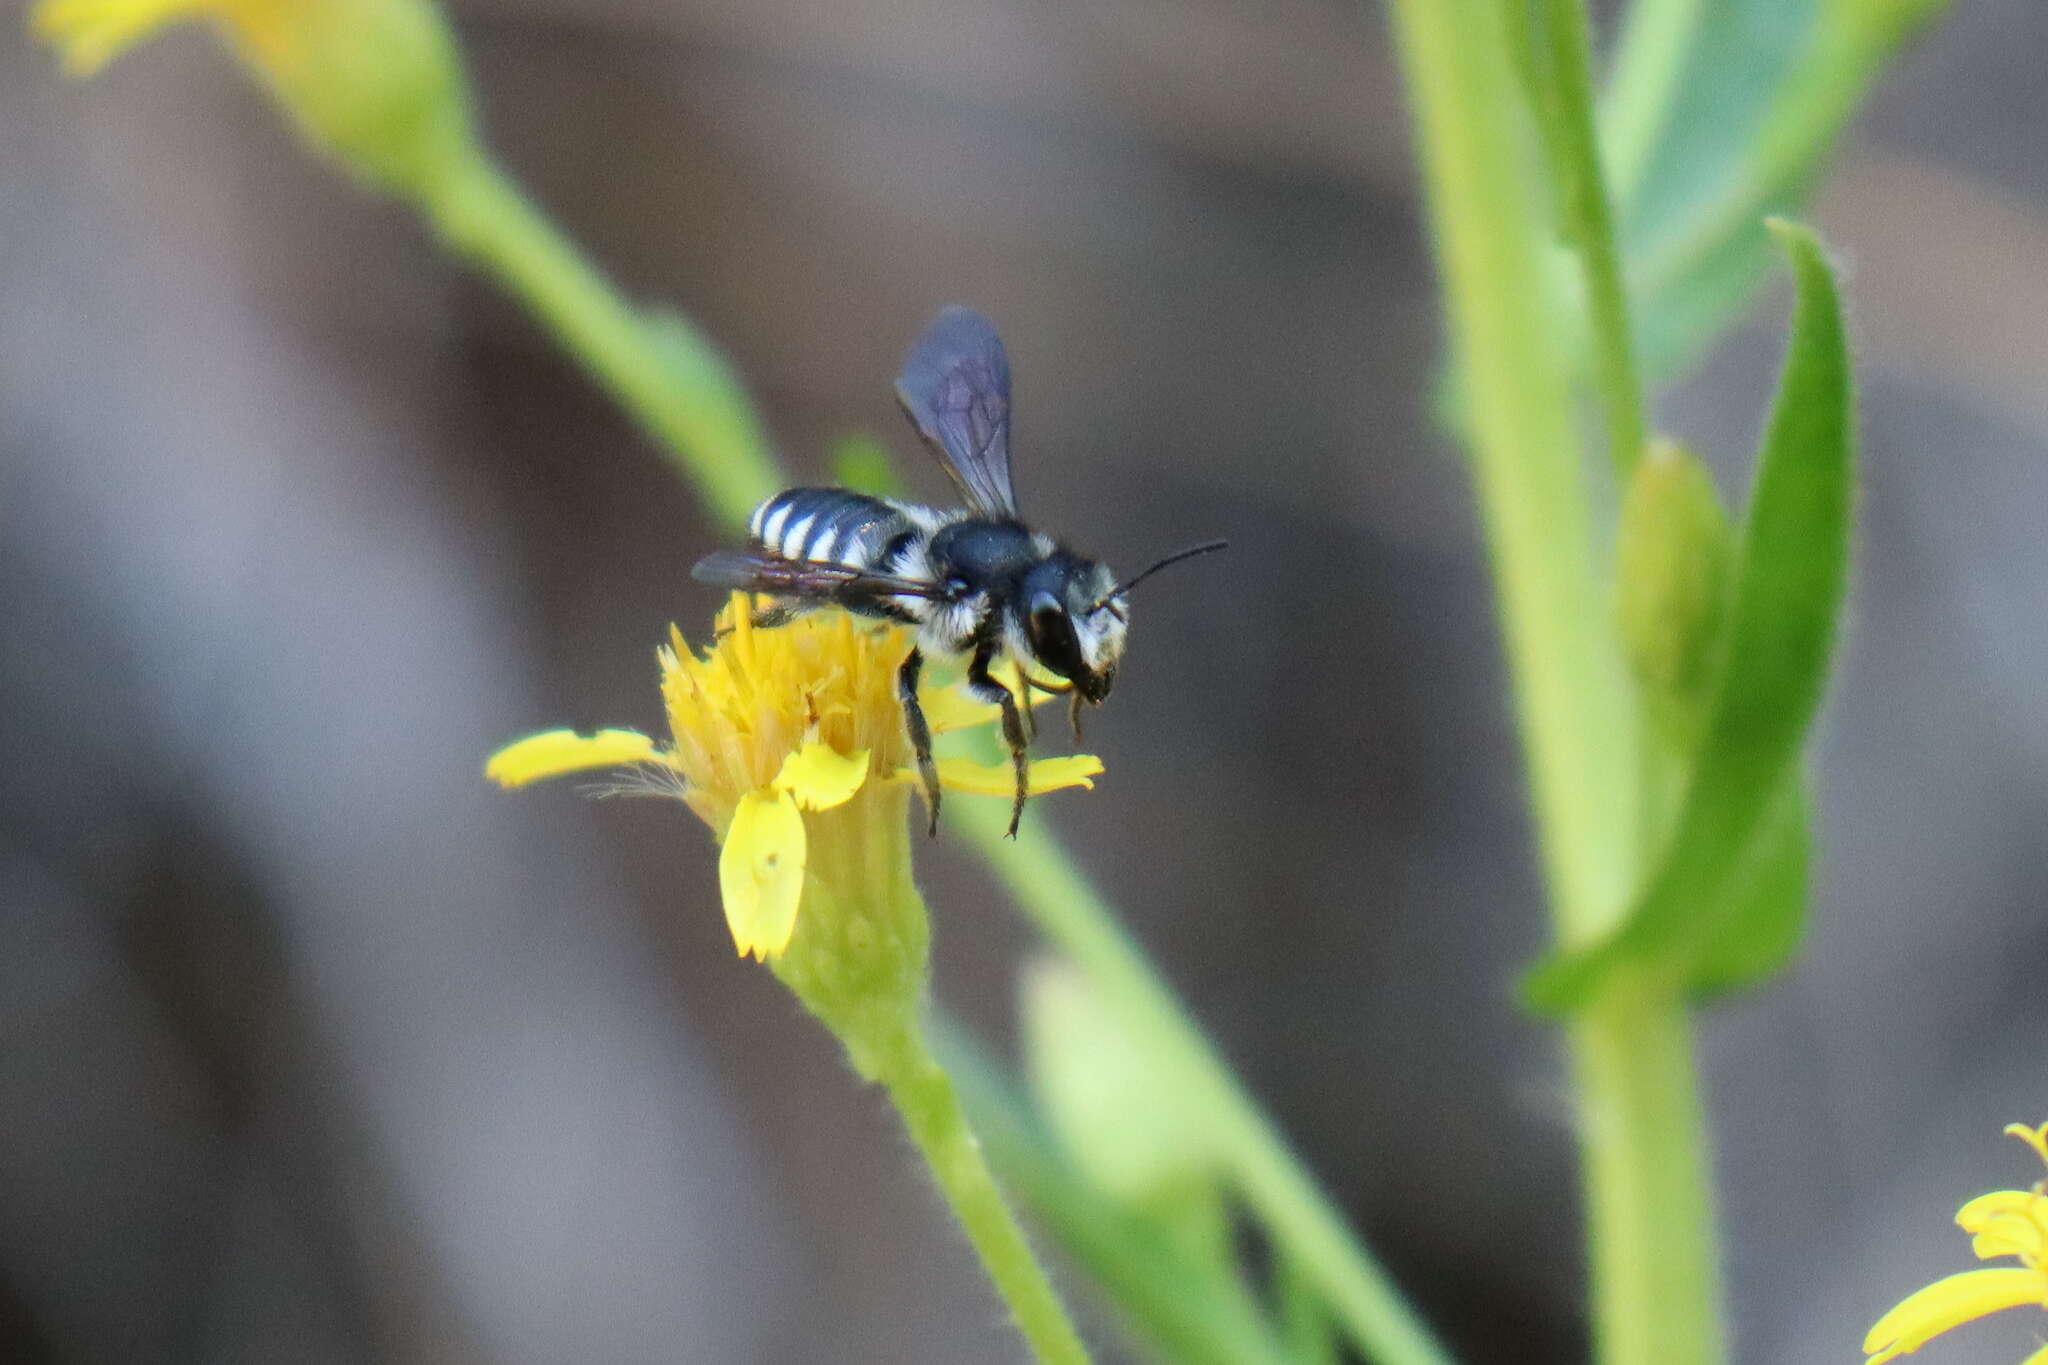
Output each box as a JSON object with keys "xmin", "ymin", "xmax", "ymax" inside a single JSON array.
[{"xmin": 693, "ymin": 306, "xmax": 1225, "ymax": 837}]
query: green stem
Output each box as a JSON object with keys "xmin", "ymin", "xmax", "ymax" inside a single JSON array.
[
  {"xmin": 1385, "ymin": 6, "xmax": 1721, "ymax": 1365},
  {"xmin": 778, "ymin": 796, "xmax": 1092, "ymax": 1365},
  {"xmin": 1571, "ymin": 975, "xmax": 1723, "ymax": 1365},
  {"xmin": 422, "ymin": 156, "xmax": 782, "ymax": 529},
  {"xmin": 1385, "ymin": 0, "xmax": 1637, "ymax": 939},
  {"xmin": 961, "ymin": 805, "xmax": 1455, "ymax": 1365},
  {"xmin": 874, "ymin": 1030, "xmax": 1095, "ymax": 1365},
  {"xmin": 1276, "ymin": 1248, "xmax": 1340, "ymax": 1365},
  {"xmin": 936, "ymin": 1018, "xmax": 1298, "ymax": 1365},
  {"xmin": 1540, "ymin": 0, "xmax": 1648, "ymax": 478}
]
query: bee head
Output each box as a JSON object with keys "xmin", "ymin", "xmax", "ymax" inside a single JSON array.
[{"xmin": 1018, "ymin": 553, "xmax": 1125, "ymax": 704}]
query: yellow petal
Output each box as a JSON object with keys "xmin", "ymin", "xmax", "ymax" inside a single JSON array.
[
  {"xmin": 485, "ymin": 728, "xmax": 659, "ymax": 787},
  {"xmin": 919, "ymin": 672, "xmax": 1065, "ymax": 735},
  {"xmin": 911, "ymin": 753, "xmax": 1105, "ymax": 797},
  {"xmin": 32, "ymin": 0, "xmax": 200, "ymax": 76},
  {"xmin": 920, "ymin": 686, "xmax": 1000, "ymax": 735},
  {"xmin": 718, "ymin": 788, "xmax": 806, "ymax": 960},
  {"xmin": 2008, "ymin": 1123, "xmax": 2048, "ymax": 1168},
  {"xmin": 1959, "ymin": 1191, "xmax": 2041, "ymax": 1231},
  {"xmin": 772, "ymin": 740, "xmax": 870, "ymax": 811},
  {"xmin": 1863, "ymin": 1267, "xmax": 2048, "ymax": 1362},
  {"xmin": 1958, "ymin": 1191, "xmax": 2048, "ymax": 1260}
]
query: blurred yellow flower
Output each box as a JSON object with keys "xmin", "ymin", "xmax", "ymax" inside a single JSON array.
[
  {"xmin": 31, "ymin": 0, "xmax": 475, "ymax": 195},
  {"xmin": 488, "ymin": 596, "xmax": 1101, "ymax": 961},
  {"xmin": 1863, "ymin": 1122, "xmax": 2048, "ymax": 1365}
]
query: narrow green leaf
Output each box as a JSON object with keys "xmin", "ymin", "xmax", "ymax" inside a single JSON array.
[
  {"xmin": 1687, "ymin": 783, "xmax": 1809, "ymax": 992},
  {"xmin": 1524, "ymin": 221, "xmax": 1851, "ymax": 1013},
  {"xmin": 1610, "ymin": 0, "xmax": 1947, "ymax": 380}
]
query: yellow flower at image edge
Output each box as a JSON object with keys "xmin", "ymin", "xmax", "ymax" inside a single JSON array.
[
  {"xmin": 32, "ymin": 0, "xmax": 473, "ymax": 195},
  {"xmin": 1864, "ymin": 1123, "xmax": 2048, "ymax": 1365},
  {"xmin": 486, "ymin": 598, "xmax": 1102, "ymax": 961}
]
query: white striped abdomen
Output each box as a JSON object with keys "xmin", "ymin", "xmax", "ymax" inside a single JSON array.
[{"xmin": 747, "ymin": 488, "xmax": 912, "ymax": 569}]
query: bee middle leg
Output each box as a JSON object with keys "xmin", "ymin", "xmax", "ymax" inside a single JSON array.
[
  {"xmin": 898, "ymin": 648, "xmax": 942, "ymax": 837},
  {"xmin": 712, "ymin": 598, "xmax": 808, "ymax": 637},
  {"xmin": 968, "ymin": 644, "xmax": 1031, "ymax": 838}
]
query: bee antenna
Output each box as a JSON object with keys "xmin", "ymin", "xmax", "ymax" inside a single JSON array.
[{"xmin": 1091, "ymin": 539, "xmax": 1229, "ymax": 611}]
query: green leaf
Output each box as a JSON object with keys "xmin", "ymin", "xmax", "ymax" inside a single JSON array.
[
  {"xmin": 1524, "ymin": 221, "xmax": 1851, "ymax": 1013},
  {"xmin": 1608, "ymin": 0, "xmax": 1947, "ymax": 379},
  {"xmin": 1688, "ymin": 782, "xmax": 1809, "ymax": 992}
]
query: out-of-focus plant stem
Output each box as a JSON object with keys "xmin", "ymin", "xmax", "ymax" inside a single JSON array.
[
  {"xmin": 424, "ymin": 157, "xmax": 780, "ymax": 529},
  {"xmin": 1384, "ymin": 3, "xmax": 1722, "ymax": 1364},
  {"xmin": 1540, "ymin": 0, "xmax": 1647, "ymax": 479},
  {"xmin": 962, "ymin": 804, "xmax": 1455, "ymax": 1365}
]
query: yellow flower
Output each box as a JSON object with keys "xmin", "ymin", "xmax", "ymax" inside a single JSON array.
[
  {"xmin": 31, "ymin": 0, "xmax": 475, "ymax": 195},
  {"xmin": 487, "ymin": 596, "xmax": 1101, "ymax": 962},
  {"xmin": 1864, "ymin": 1122, "xmax": 2048, "ymax": 1365}
]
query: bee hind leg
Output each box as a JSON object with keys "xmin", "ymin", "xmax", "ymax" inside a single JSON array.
[
  {"xmin": 712, "ymin": 597, "xmax": 806, "ymax": 638},
  {"xmin": 898, "ymin": 648, "xmax": 942, "ymax": 836},
  {"xmin": 749, "ymin": 602, "xmax": 804, "ymax": 630},
  {"xmin": 969, "ymin": 644, "xmax": 1030, "ymax": 838}
]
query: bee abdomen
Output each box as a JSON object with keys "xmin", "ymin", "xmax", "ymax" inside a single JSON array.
[{"xmin": 748, "ymin": 488, "xmax": 909, "ymax": 568}]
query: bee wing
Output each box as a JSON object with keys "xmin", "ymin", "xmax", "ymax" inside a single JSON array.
[
  {"xmin": 691, "ymin": 548, "xmax": 943, "ymax": 600},
  {"xmin": 893, "ymin": 306, "xmax": 1020, "ymax": 519}
]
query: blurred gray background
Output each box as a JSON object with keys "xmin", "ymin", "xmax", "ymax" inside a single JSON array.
[{"xmin": 3, "ymin": 1, "xmax": 2047, "ymax": 1361}]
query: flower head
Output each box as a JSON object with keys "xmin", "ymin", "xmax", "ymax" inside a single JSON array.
[
  {"xmin": 487, "ymin": 596, "xmax": 1101, "ymax": 962},
  {"xmin": 32, "ymin": 0, "xmax": 475, "ymax": 195},
  {"xmin": 1863, "ymin": 1122, "xmax": 2048, "ymax": 1365}
]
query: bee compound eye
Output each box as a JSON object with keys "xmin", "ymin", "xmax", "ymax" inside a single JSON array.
[{"xmin": 1027, "ymin": 592, "xmax": 1063, "ymax": 639}]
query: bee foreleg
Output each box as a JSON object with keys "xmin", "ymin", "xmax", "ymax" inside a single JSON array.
[
  {"xmin": 968, "ymin": 644, "xmax": 1030, "ymax": 838},
  {"xmin": 898, "ymin": 648, "xmax": 942, "ymax": 837},
  {"xmin": 1016, "ymin": 669, "xmax": 1037, "ymax": 744},
  {"xmin": 1068, "ymin": 690, "xmax": 1085, "ymax": 744}
]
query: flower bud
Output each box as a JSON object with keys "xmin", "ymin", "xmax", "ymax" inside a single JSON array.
[{"xmin": 1617, "ymin": 439, "xmax": 1732, "ymax": 738}]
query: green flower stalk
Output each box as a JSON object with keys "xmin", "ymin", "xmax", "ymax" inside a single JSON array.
[
  {"xmin": 1385, "ymin": 3, "xmax": 1721, "ymax": 1364},
  {"xmin": 486, "ymin": 599, "xmax": 1100, "ymax": 1365}
]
